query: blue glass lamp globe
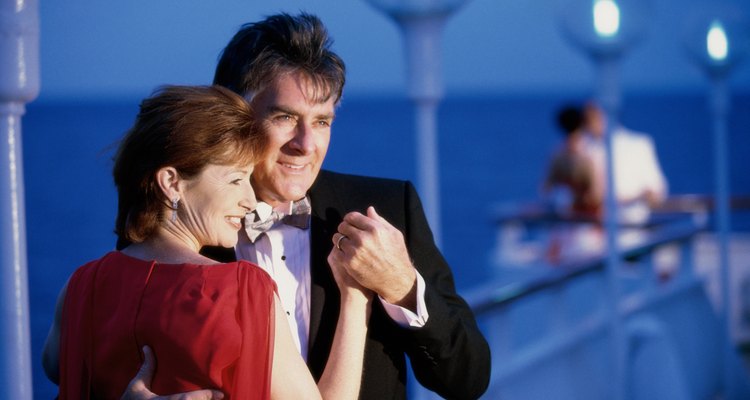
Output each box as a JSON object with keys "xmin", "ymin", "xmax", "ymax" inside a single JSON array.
[
  {"xmin": 363, "ymin": 0, "xmax": 469, "ymax": 18},
  {"xmin": 682, "ymin": 2, "xmax": 750, "ymax": 77},
  {"xmin": 556, "ymin": 0, "xmax": 653, "ymax": 58}
]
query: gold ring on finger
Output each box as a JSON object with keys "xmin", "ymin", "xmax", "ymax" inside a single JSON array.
[{"xmin": 336, "ymin": 234, "xmax": 348, "ymax": 250}]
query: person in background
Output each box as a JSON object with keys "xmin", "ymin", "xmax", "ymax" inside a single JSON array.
[
  {"xmin": 542, "ymin": 105, "xmax": 604, "ymax": 264},
  {"xmin": 42, "ymin": 85, "xmax": 371, "ymax": 399},
  {"xmin": 582, "ymin": 101, "xmax": 668, "ymax": 226},
  {"xmin": 126, "ymin": 12, "xmax": 491, "ymax": 400},
  {"xmin": 582, "ymin": 101, "xmax": 677, "ymax": 276},
  {"xmin": 543, "ymin": 105, "xmax": 603, "ymax": 218}
]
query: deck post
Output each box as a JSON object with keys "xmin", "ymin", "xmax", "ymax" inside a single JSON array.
[{"xmin": 0, "ymin": 0, "xmax": 40, "ymax": 398}]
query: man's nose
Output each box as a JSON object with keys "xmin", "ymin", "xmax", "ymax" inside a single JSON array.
[{"xmin": 288, "ymin": 122, "xmax": 315, "ymax": 154}]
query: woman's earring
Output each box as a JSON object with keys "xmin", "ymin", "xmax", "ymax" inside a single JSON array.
[{"xmin": 171, "ymin": 197, "xmax": 179, "ymax": 222}]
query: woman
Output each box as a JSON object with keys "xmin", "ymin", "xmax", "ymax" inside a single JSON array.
[
  {"xmin": 42, "ymin": 85, "xmax": 371, "ymax": 399},
  {"xmin": 543, "ymin": 105, "xmax": 604, "ymax": 264}
]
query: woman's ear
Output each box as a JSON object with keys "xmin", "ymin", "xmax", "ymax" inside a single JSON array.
[{"xmin": 156, "ymin": 167, "xmax": 181, "ymax": 201}]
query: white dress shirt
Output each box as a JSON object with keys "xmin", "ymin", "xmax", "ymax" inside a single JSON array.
[
  {"xmin": 236, "ymin": 201, "xmax": 429, "ymax": 359},
  {"xmin": 585, "ymin": 126, "xmax": 668, "ymax": 225}
]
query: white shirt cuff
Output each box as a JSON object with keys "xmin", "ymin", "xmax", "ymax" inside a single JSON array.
[{"xmin": 379, "ymin": 271, "xmax": 429, "ymax": 328}]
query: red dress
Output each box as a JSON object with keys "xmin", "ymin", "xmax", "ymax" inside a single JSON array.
[{"xmin": 58, "ymin": 251, "xmax": 276, "ymax": 400}]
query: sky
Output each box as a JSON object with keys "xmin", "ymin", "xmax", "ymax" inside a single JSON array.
[{"xmin": 36, "ymin": 0, "xmax": 750, "ymax": 101}]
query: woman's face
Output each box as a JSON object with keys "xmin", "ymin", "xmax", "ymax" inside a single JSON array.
[{"xmin": 179, "ymin": 163, "xmax": 256, "ymax": 248}]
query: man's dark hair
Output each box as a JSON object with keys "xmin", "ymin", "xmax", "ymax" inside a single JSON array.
[
  {"xmin": 214, "ymin": 12, "xmax": 346, "ymax": 104},
  {"xmin": 556, "ymin": 105, "xmax": 584, "ymax": 136}
]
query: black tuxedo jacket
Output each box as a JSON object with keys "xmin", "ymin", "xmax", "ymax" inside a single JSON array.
[{"xmin": 206, "ymin": 170, "xmax": 490, "ymax": 399}]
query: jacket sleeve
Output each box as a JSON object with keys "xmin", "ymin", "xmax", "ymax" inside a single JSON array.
[{"xmin": 400, "ymin": 182, "xmax": 491, "ymax": 400}]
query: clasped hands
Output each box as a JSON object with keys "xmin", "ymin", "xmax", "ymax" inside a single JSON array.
[
  {"xmin": 327, "ymin": 206, "xmax": 417, "ymax": 312},
  {"xmin": 121, "ymin": 207, "xmax": 418, "ymax": 400}
]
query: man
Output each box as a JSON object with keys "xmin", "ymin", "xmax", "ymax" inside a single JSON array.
[
  {"xmin": 128, "ymin": 12, "xmax": 490, "ymax": 400},
  {"xmin": 582, "ymin": 101, "xmax": 668, "ymax": 225}
]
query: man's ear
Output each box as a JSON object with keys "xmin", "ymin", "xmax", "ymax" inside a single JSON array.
[{"xmin": 156, "ymin": 167, "xmax": 181, "ymax": 201}]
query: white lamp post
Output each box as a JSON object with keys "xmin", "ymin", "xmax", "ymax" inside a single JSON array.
[
  {"xmin": 363, "ymin": 2, "xmax": 469, "ymax": 397},
  {"xmin": 0, "ymin": 0, "xmax": 39, "ymax": 398},
  {"xmin": 363, "ymin": 0, "xmax": 471, "ymax": 247},
  {"xmin": 557, "ymin": 1, "xmax": 652, "ymax": 399},
  {"xmin": 682, "ymin": 4, "xmax": 750, "ymax": 397}
]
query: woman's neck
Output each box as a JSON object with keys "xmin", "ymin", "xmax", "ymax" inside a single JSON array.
[{"xmin": 121, "ymin": 230, "xmax": 217, "ymax": 265}]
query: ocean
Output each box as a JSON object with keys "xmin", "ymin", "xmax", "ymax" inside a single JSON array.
[{"xmin": 22, "ymin": 91, "xmax": 750, "ymax": 398}]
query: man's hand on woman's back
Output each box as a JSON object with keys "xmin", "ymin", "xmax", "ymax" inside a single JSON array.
[{"xmin": 120, "ymin": 346, "xmax": 225, "ymax": 400}]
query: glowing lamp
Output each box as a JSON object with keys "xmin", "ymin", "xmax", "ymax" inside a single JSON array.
[
  {"xmin": 594, "ymin": 0, "xmax": 621, "ymax": 38},
  {"xmin": 707, "ymin": 21, "xmax": 729, "ymax": 62},
  {"xmin": 557, "ymin": 0, "xmax": 652, "ymax": 58},
  {"xmin": 682, "ymin": 4, "xmax": 750, "ymax": 77}
]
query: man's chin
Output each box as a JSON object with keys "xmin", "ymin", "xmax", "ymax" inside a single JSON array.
[
  {"xmin": 278, "ymin": 183, "xmax": 314, "ymax": 201},
  {"xmin": 284, "ymin": 191, "xmax": 310, "ymax": 202}
]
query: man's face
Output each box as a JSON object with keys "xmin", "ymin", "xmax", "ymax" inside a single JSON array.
[
  {"xmin": 584, "ymin": 103, "xmax": 605, "ymax": 139},
  {"xmin": 248, "ymin": 72, "xmax": 335, "ymax": 208}
]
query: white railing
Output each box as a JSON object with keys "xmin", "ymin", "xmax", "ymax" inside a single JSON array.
[
  {"xmin": 412, "ymin": 196, "xmax": 750, "ymax": 399},
  {"xmin": 465, "ymin": 218, "xmax": 722, "ymax": 399}
]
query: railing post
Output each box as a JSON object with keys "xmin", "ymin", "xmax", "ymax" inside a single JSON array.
[
  {"xmin": 0, "ymin": 0, "xmax": 39, "ymax": 398},
  {"xmin": 363, "ymin": 1, "xmax": 472, "ymax": 247},
  {"xmin": 597, "ymin": 55, "xmax": 627, "ymax": 400},
  {"xmin": 710, "ymin": 73, "xmax": 735, "ymax": 399}
]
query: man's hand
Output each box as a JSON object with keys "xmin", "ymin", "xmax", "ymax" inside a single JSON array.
[
  {"xmin": 121, "ymin": 346, "xmax": 225, "ymax": 400},
  {"xmin": 335, "ymin": 206, "xmax": 417, "ymax": 311}
]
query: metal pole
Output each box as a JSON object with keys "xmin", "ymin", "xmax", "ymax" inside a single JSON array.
[
  {"xmin": 414, "ymin": 98, "xmax": 441, "ymax": 245},
  {"xmin": 399, "ymin": 15, "xmax": 446, "ymax": 246},
  {"xmin": 596, "ymin": 55, "xmax": 626, "ymax": 400},
  {"xmin": 0, "ymin": 0, "xmax": 39, "ymax": 398},
  {"xmin": 400, "ymin": 16, "xmax": 446, "ymax": 398},
  {"xmin": 363, "ymin": 3, "xmax": 469, "ymax": 397},
  {"xmin": 710, "ymin": 74, "xmax": 733, "ymax": 399}
]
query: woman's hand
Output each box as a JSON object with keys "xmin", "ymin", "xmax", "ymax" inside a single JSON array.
[
  {"xmin": 328, "ymin": 233, "xmax": 373, "ymax": 306},
  {"xmin": 329, "ymin": 207, "xmax": 417, "ymax": 311}
]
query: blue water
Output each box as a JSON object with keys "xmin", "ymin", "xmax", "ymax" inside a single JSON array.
[{"xmin": 22, "ymin": 91, "xmax": 750, "ymax": 398}]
